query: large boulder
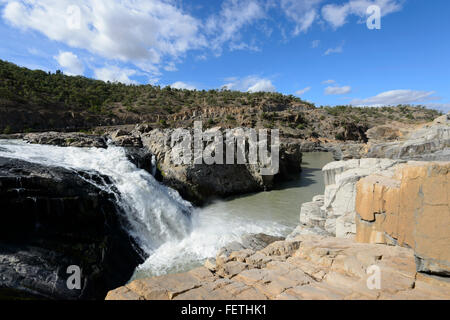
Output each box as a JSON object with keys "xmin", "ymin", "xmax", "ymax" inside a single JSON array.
[
  {"xmin": 0, "ymin": 157, "xmax": 144, "ymax": 299},
  {"xmin": 141, "ymin": 128, "xmax": 302, "ymax": 205}
]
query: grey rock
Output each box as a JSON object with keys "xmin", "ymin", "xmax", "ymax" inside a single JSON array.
[{"xmin": 0, "ymin": 157, "xmax": 144, "ymax": 299}]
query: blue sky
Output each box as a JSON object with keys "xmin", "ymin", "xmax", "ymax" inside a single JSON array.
[{"xmin": 0, "ymin": 0, "xmax": 449, "ymax": 112}]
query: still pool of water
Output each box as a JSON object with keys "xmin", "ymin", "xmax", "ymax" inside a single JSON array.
[{"xmin": 133, "ymin": 152, "xmax": 334, "ymax": 279}]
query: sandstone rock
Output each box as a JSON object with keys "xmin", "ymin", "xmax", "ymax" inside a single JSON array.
[
  {"xmin": 106, "ymin": 234, "xmax": 450, "ymax": 300},
  {"xmin": 301, "ymin": 158, "xmax": 400, "ymax": 237},
  {"xmin": 355, "ymin": 161, "xmax": 450, "ymax": 276}
]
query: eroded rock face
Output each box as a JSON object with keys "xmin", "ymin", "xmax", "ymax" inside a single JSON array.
[
  {"xmin": 106, "ymin": 235, "xmax": 450, "ymax": 300},
  {"xmin": 355, "ymin": 161, "xmax": 450, "ymax": 276},
  {"xmin": 299, "ymin": 159, "xmax": 400, "ymax": 238},
  {"xmin": 0, "ymin": 157, "xmax": 144, "ymax": 299},
  {"xmin": 366, "ymin": 113, "xmax": 450, "ymax": 161},
  {"xmin": 141, "ymin": 128, "xmax": 302, "ymax": 205}
]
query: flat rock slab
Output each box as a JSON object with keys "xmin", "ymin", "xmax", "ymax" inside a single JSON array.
[{"xmin": 106, "ymin": 235, "xmax": 450, "ymax": 300}]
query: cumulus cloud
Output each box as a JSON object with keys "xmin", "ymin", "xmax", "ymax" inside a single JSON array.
[
  {"xmin": 94, "ymin": 66, "xmax": 138, "ymax": 84},
  {"xmin": 325, "ymin": 85, "xmax": 352, "ymax": 95},
  {"xmin": 223, "ymin": 76, "xmax": 276, "ymax": 92},
  {"xmin": 170, "ymin": 81, "xmax": 196, "ymax": 90},
  {"xmin": 296, "ymin": 87, "xmax": 311, "ymax": 96},
  {"xmin": 206, "ymin": 0, "xmax": 265, "ymax": 55},
  {"xmin": 322, "ymin": 79, "xmax": 336, "ymax": 84},
  {"xmin": 54, "ymin": 51, "xmax": 84, "ymax": 76},
  {"xmin": 322, "ymin": 0, "xmax": 403, "ymax": 29},
  {"xmin": 248, "ymin": 79, "xmax": 276, "ymax": 92},
  {"xmin": 311, "ymin": 40, "xmax": 320, "ymax": 48},
  {"xmin": 2, "ymin": 0, "xmax": 205, "ymax": 75},
  {"xmin": 351, "ymin": 89, "xmax": 439, "ymax": 106},
  {"xmin": 280, "ymin": 0, "xmax": 324, "ymax": 35}
]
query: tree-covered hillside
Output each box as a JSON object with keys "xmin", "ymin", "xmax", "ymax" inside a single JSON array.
[{"xmin": 0, "ymin": 59, "xmax": 442, "ymax": 139}]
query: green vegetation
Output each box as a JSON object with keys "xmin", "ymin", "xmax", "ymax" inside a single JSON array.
[
  {"xmin": 0, "ymin": 59, "xmax": 312, "ymax": 116},
  {"xmin": 0, "ymin": 59, "xmax": 442, "ymax": 136}
]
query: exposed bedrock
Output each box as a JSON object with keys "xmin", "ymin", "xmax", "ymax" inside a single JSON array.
[
  {"xmin": 355, "ymin": 161, "xmax": 450, "ymax": 276},
  {"xmin": 140, "ymin": 128, "xmax": 302, "ymax": 205},
  {"xmin": 106, "ymin": 235, "xmax": 450, "ymax": 300},
  {"xmin": 298, "ymin": 158, "xmax": 401, "ymax": 238},
  {"xmin": 365, "ymin": 113, "xmax": 450, "ymax": 161},
  {"xmin": 20, "ymin": 126, "xmax": 302, "ymax": 205},
  {"xmin": 0, "ymin": 157, "xmax": 144, "ymax": 300}
]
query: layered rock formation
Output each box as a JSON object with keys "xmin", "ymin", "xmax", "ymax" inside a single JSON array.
[
  {"xmin": 0, "ymin": 157, "xmax": 144, "ymax": 299},
  {"xmin": 20, "ymin": 126, "xmax": 302, "ymax": 205},
  {"xmin": 106, "ymin": 235, "xmax": 450, "ymax": 300},
  {"xmin": 366, "ymin": 113, "xmax": 450, "ymax": 161},
  {"xmin": 298, "ymin": 159, "xmax": 401, "ymax": 238},
  {"xmin": 355, "ymin": 161, "xmax": 450, "ymax": 276},
  {"xmin": 139, "ymin": 127, "xmax": 302, "ymax": 205}
]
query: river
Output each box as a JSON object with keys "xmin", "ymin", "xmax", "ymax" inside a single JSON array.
[
  {"xmin": 0, "ymin": 140, "xmax": 333, "ymax": 281},
  {"xmin": 133, "ymin": 152, "xmax": 333, "ymax": 279}
]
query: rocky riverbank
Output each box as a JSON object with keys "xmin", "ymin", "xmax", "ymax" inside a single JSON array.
[
  {"xmin": 19, "ymin": 125, "xmax": 303, "ymax": 205},
  {"xmin": 106, "ymin": 234, "xmax": 450, "ymax": 300},
  {"xmin": 105, "ymin": 115, "xmax": 450, "ymax": 300},
  {"xmin": 0, "ymin": 157, "xmax": 145, "ymax": 299},
  {"xmin": 106, "ymin": 159, "xmax": 449, "ymax": 300}
]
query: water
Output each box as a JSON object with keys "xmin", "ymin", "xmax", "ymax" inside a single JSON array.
[
  {"xmin": 0, "ymin": 139, "xmax": 192, "ymax": 254},
  {"xmin": 0, "ymin": 140, "xmax": 332, "ymax": 280},
  {"xmin": 133, "ymin": 152, "xmax": 333, "ymax": 279}
]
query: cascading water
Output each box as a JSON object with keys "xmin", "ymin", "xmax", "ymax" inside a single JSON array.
[
  {"xmin": 0, "ymin": 140, "xmax": 288, "ymax": 278},
  {"xmin": 0, "ymin": 140, "xmax": 192, "ymax": 252}
]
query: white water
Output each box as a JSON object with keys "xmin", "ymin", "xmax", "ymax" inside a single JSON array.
[{"xmin": 0, "ymin": 140, "xmax": 288, "ymax": 278}]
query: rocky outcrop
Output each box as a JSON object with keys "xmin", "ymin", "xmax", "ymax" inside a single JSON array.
[
  {"xmin": 355, "ymin": 161, "xmax": 450, "ymax": 276},
  {"xmin": 140, "ymin": 128, "xmax": 302, "ymax": 205},
  {"xmin": 106, "ymin": 234, "xmax": 450, "ymax": 300},
  {"xmin": 18, "ymin": 126, "xmax": 302, "ymax": 205},
  {"xmin": 298, "ymin": 159, "xmax": 400, "ymax": 238},
  {"xmin": 24, "ymin": 132, "xmax": 107, "ymax": 148},
  {"xmin": 366, "ymin": 113, "xmax": 450, "ymax": 161},
  {"xmin": 0, "ymin": 157, "xmax": 144, "ymax": 299}
]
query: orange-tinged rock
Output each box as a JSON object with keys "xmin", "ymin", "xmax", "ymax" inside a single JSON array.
[{"xmin": 355, "ymin": 161, "xmax": 450, "ymax": 275}]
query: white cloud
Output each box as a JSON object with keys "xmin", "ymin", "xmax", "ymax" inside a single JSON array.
[
  {"xmin": 325, "ymin": 85, "xmax": 352, "ymax": 95},
  {"xmin": 322, "ymin": 0, "xmax": 403, "ymax": 29},
  {"xmin": 54, "ymin": 51, "xmax": 84, "ymax": 76},
  {"xmin": 206, "ymin": 0, "xmax": 265, "ymax": 55},
  {"xmin": 94, "ymin": 66, "xmax": 138, "ymax": 84},
  {"xmin": 2, "ymin": 0, "xmax": 205, "ymax": 75},
  {"xmin": 324, "ymin": 42, "xmax": 344, "ymax": 55},
  {"xmin": 322, "ymin": 79, "xmax": 336, "ymax": 84},
  {"xmin": 280, "ymin": 0, "xmax": 324, "ymax": 35},
  {"xmin": 351, "ymin": 89, "xmax": 439, "ymax": 106},
  {"xmin": 425, "ymin": 103, "xmax": 450, "ymax": 113},
  {"xmin": 248, "ymin": 79, "xmax": 276, "ymax": 92},
  {"xmin": 311, "ymin": 40, "xmax": 320, "ymax": 48},
  {"xmin": 223, "ymin": 76, "xmax": 276, "ymax": 92},
  {"xmin": 296, "ymin": 86, "xmax": 311, "ymax": 96},
  {"xmin": 170, "ymin": 81, "xmax": 196, "ymax": 90}
]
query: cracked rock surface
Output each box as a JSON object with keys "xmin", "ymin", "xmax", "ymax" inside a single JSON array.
[{"xmin": 106, "ymin": 235, "xmax": 450, "ymax": 300}]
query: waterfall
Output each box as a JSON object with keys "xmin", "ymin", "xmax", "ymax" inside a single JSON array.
[
  {"xmin": 0, "ymin": 140, "xmax": 193, "ymax": 253},
  {"xmin": 0, "ymin": 139, "xmax": 287, "ymax": 278}
]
